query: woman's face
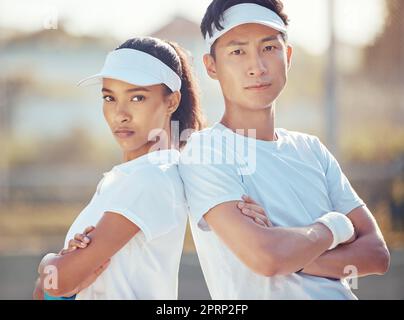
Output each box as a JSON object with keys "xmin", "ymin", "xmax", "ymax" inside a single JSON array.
[{"xmin": 102, "ymin": 78, "xmax": 179, "ymax": 160}]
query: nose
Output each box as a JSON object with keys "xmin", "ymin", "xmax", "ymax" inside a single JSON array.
[
  {"xmin": 247, "ymin": 52, "xmax": 267, "ymax": 77},
  {"xmin": 115, "ymin": 102, "xmax": 132, "ymax": 123}
]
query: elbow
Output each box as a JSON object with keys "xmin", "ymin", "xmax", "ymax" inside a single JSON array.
[
  {"xmin": 251, "ymin": 246, "xmax": 281, "ymax": 277},
  {"xmin": 41, "ymin": 260, "xmax": 76, "ymax": 297},
  {"xmin": 262, "ymin": 267, "xmax": 280, "ymax": 278},
  {"xmin": 362, "ymin": 236, "xmax": 391, "ymax": 276},
  {"xmin": 375, "ymin": 244, "xmax": 390, "ymax": 275},
  {"xmin": 358, "ymin": 233, "xmax": 391, "ymax": 276},
  {"xmin": 257, "ymin": 261, "xmax": 279, "ymax": 278},
  {"xmin": 255, "ymin": 262, "xmax": 279, "ymax": 278}
]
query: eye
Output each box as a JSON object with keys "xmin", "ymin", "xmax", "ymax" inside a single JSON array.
[
  {"xmin": 103, "ymin": 95, "xmax": 114, "ymax": 102},
  {"xmin": 131, "ymin": 95, "xmax": 145, "ymax": 102},
  {"xmin": 264, "ymin": 45, "xmax": 275, "ymax": 52},
  {"xmin": 230, "ymin": 49, "xmax": 243, "ymax": 56}
]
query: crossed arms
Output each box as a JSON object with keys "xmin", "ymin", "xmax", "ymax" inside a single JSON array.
[
  {"xmin": 205, "ymin": 201, "xmax": 390, "ymax": 279},
  {"xmin": 36, "ymin": 212, "xmax": 140, "ymax": 297},
  {"xmin": 35, "ymin": 195, "xmax": 390, "ymax": 298}
]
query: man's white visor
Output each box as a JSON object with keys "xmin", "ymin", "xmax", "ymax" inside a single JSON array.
[{"xmin": 205, "ymin": 3, "xmax": 288, "ymax": 49}]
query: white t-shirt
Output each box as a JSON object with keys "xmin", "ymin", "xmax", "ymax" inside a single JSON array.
[
  {"xmin": 64, "ymin": 149, "xmax": 188, "ymax": 300},
  {"xmin": 179, "ymin": 123, "xmax": 364, "ymax": 300}
]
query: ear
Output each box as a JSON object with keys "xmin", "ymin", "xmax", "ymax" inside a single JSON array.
[
  {"xmin": 166, "ymin": 91, "xmax": 181, "ymax": 115},
  {"xmin": 286, "ymin": 44, "xmax": 293, "ymax": 70},
  {"xmin": 203, "ymin": 54, "xmax": 218, "ymax": 80}
]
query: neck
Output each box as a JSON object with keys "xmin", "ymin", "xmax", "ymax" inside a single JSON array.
[
  {"xmin": 123, "ymin": 140, "xmax": 158, "ymax": 162},
  {"xmin": 123, "ymin": 120, "xmax": 174, "ymax": 162},
  {"xmin": 221, "ymin": 102, "xmax": 277, "ymax": 141}
]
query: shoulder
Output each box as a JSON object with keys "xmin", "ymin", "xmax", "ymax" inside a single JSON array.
[
  {"xmin": 121, "ymin": 164, "xmax": 176, "ymax": 194},
  {"xmin": 182, "ymin": 126, "xmax": 223, "ymax": 149},
  {"xmin": 278, "ymin": 128, "xmax": 327, "ymax": 155},
  {"xmin": 278, "ymin": 128, "xmax": 321, "ymax": 146},
  {"xmin": 180, "ymin": 126, "xmax": 228, "ymax": 164},
  {"xmin": 279, "ymin": 129, "xmax": 335, "ymax": 171}
]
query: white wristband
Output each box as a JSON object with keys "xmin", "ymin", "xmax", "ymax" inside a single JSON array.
[{"xmin": 315, "ymin": 212, "xmax": 355, "ymax": 250}]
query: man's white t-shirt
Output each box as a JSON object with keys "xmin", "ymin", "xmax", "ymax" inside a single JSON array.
[
  {"xmin": 178, "ymin": 123, "xmax": 365, "ymax": 300},
  {"xmin": 64, "ymin": 149, "xmax": 188, "ymax": 300}
]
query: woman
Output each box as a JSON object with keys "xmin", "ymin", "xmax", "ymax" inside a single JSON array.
[{"xmin": 33, "ymin": 36, "xmax": 205, "ymax": 300}]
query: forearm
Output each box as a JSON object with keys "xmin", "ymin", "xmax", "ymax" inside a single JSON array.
[
  {"xmin": 205, "ymin": 201, "xmax": 335, "ymax": 277},
  {"xmin": 35, "ymin": 275, "xmax": 78, "ymax": 299},
  {"xmin": 40, "ymin": 252, "xmax": 100, "ymax": 296},
  {"xmin": 262, "ymin": 223, "xmax": 334, "ymax": 276},
  {"xmin": 302, "ymin": 233, "xmax": 390, "ymax": 279},
  {"xmin": 40, "ymin": 212, "xmax": 138, "ymax": 296}
]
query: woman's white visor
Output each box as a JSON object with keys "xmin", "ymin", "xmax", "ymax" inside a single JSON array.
[{"xmin": 77, "ymin": 48, "xmax": 182, "ymax": 92}]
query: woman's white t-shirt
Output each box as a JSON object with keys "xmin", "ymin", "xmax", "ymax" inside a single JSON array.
[{"xmin": 64, "ymin": 149, "xmax": 188, "ymax": 300}]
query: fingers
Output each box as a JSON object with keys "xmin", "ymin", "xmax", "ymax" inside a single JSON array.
[
  {"xmin": 59, "ymin": 235, "xmax": 90, "ymax": 255},
  {"xmin": 69, "ymin": 238, "xmax": 88, "ymax": 250},
  {"xmin": 59, "ymin": 247, "xmax": 76, "ymax": 255},
  {"xmin": 239, "ymin": 196, "xmax": 273, "ymax": 228},
  {"xmin": 59, "ymin": 229, "xmax": 93, "ymax": 256},
  {"xmin": 74, "ymin": 232, "xmax": 91, "ymax": 245},
  {"xmin": 250, "ymin": 217, "xmax": 265, "ymax": 227},
  {"xmin": 242, "ymin": 208, "xmax": 271, "ymax": 227},
  {"xmin": 238, "ymin": 202, "xmax": 266, "ymax": 215},
  {"xmin": 83, "ymin": 226, "xmax": 95, "ymax": 235},
  {"xmin": 241, "ymin": 194, "xmax": 259, "ymax": 205},
  {"xmin": 237, "ymin": 202, "xmax": 272, "ymax": 227}
]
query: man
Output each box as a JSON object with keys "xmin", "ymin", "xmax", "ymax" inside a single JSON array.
[{"xmin": 178, "ymin": 0, "xmax": 390, "ymax": 299}]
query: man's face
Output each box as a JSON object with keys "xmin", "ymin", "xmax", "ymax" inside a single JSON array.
[{"xmin": 204, "ymin": 23, "xmax": 292, "ymax": 111}]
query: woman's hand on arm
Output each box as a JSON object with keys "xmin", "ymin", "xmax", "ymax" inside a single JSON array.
[
  {"xmin": 35, "ymin": 225, "xmax": 108, "ymax": 298},
  {"xmin": 39, "ymin": 212, "xmax": 140, "ymax": 297},
  {"xmin": 62, "ymin": 226, "xmax": 111, "ymax": 294}
]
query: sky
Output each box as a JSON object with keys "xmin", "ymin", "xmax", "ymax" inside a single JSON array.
[{"xmin": 0, "ymin": 0, "xmax": 386, "ymax": 55}]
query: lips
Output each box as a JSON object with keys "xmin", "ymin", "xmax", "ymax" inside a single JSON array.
[
  {"xmin": 114, "ymin": 128, "xmax": 135, "ymax": 139},
  {"xmin": 245, "ymin": 83, "xmax": 272, "ymax": 90}
]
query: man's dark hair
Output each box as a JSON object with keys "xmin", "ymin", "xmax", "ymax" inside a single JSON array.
[{"xmin": 201, "ymin": 0, "xmax": 289, "ymax": 57}]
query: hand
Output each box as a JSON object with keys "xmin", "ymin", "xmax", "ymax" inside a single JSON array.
[
  {"xmin": 59, "ymin": 226, "xmax": 111, "ymax": 295},
  {"xmin": 59, "ymin": 226, "xmax": 95, "ymax": 255},
  {"xmin": 238, "ymin": 195, "xmax": 272, "ymax": 228}
]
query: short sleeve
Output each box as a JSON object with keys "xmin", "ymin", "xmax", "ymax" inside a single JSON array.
[
  {"xmin": 313, "ymin": 137, "xmax": 365, "ymax": 215},
  {"xmin": 179, "ymin": 140, "xmax": 247, "ymax": 231},
  {"xmin": 103, "ymin": 167, "xmax": 178, "ymax": 242}
]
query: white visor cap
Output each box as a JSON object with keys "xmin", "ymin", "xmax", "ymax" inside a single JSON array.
[
  {"xmin": 77, "ymin": 48, "xmax": 182, "ymax": 92},
  {"xmin": 205, "ymin": 3, "xmax": 288, "ymax": 49}
]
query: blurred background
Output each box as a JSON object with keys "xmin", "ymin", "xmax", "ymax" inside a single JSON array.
[{"xmin": 0, "ymin": 0, "xmax": 403, "ymax": 300}]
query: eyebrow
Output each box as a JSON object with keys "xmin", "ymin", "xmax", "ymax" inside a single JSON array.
[
  {"xmin": 225, "ymin": 35, "xmax": 280, "ymax": 47},
  {"xmin": 101, "ymin": 87, "xmax": 150, "ymax": 93}
]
